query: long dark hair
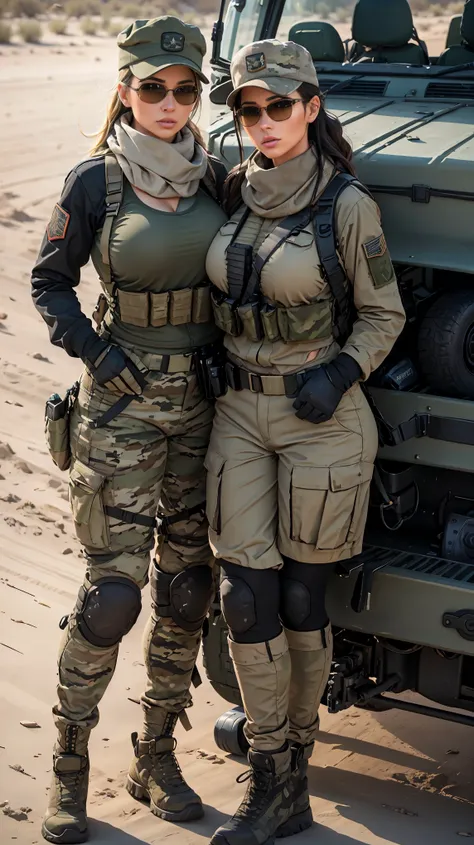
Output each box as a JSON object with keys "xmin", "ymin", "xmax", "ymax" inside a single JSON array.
[{"xmin": 224, "ymin": 82, "xmax": 355, "ymax": 214}]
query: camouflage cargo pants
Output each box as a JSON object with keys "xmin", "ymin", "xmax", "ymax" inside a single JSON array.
[{"xmin": 54, "ymin": 359, "xmax": 215, "ymax": 733}]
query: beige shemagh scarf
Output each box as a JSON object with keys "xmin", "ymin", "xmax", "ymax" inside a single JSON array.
[
  {"xmin": 107, "ymin": 113, "xmax": 208, "ymax": 199},
  {"xmin": 241, "ymin": 146, "xmax": 324, "ymax": 218}
]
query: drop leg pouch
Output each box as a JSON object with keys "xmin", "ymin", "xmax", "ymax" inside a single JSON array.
[{"xmin": 44, "ymin": 382, "xmax": 79, "ymax": 471}]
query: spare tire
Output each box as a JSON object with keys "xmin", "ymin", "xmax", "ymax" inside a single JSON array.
[{"xmin": 418, "ymin": 290, "xmax": 474, "ymax": 399}]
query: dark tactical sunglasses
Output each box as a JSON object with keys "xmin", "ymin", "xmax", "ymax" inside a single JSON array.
[
  {"xmin": 236, "ymin": 97, "xmax": 304, "ymax": 127},
  {"xmin": 126, "ymin": 81, "xmax": 199, "ymax": 106}
]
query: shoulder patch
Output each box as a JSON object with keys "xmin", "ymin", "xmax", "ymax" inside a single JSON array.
[
  {"xmin": 363, "ymin": 233, "xmax": 396, "ymax": 288},
  {"xmin": 47, "ymin": 203, "xmax": 70, "ymax": 241}
]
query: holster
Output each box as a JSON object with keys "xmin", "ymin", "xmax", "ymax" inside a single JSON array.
[
  {"xmin": 44, "ymin": 382, "xmax": 79, "ymax": 471},
  {"xmin": 193, "ymin": 344, "xmax": 227, "ymax": 401}
]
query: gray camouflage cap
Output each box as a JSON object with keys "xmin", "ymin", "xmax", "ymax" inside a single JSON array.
[
  {"xmin": 118, "ymin": 16, "xmax": 209, "ymax": 83},
  {"xmin": 227, "ymin": 39, "xmax": 319, "ymax": 108}
]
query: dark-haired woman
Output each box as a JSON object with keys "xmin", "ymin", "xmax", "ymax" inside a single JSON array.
[
  {"xmin": 32, "ymin": 16, "xmax": 227, "ymax": 844},
  {"xmin": 204, "ymin": 39, "xmax": 405, "ymax": 844}
]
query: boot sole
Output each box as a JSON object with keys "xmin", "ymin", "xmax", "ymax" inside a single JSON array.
[
  {"xmin": 276, "ymin": 807, "xmax": 313, "ymax": 838},
  {"xmin": 41, "ymin": 822, "xmax": 88, "ymax": 844},
  {"xmin": 126, "ymin": 775, "xmax": 204, "ymax": 822}
]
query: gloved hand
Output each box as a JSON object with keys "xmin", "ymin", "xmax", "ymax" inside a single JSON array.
[
  {"xmin": 293, "ymin": 353, "xmax": 362, "ymax": 424},
  {"xmin": 83, "ymin": 336, "xmax": 147, "ymax": 396}
]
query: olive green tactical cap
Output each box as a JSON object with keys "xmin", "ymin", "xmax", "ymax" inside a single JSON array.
[
  {"xmin": 118, "ymin": 16, "xmax": 209, "ymax": 83},
  {"xmin": 227, "ymin": 39, "xmax": 319, "ymax": 108}
]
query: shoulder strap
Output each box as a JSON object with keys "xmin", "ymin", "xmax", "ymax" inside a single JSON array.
[
  {"xmin": 226, "ymin": 207, "xmax": 310, "ymax": 305},
  {"xmin": 99, "ymin": 151, "xmax": 123, "ymax": 296},
  {"xmin": 241, "ymin": 210, "xmax": 310, "ymax": 306},
  {"xmin": 201, "ymin": 156, "xmax": 228, "ymax": 206},
  {"xmin": 312, "ymin": 172, "xmax": 370, "ymax": 346}
]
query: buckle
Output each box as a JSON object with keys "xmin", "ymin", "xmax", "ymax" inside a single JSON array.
[
  {"xmin": 415, "ymin": 413, "xmax": 429, "ymax": 437},
  {"xmin": 248, "ymin": 373, "xmax": 262, "ymax": 393}
]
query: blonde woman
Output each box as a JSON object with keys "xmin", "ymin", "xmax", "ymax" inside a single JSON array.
[{"xmin": 32, "ymin": 16, "xmax": 226, "ymax": 843}]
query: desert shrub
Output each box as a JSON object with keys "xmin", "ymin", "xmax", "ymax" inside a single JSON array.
[
  {"xmin": 122, "ymin": 2, "xmax": 140, "ymax": 16},
  {"xmin": 80, "ymin": 15, "xmax": 97, "ymax": 34},
  {"xmin": 65, "ymin": 0, "xmax": 100, "ymax": 17},
  {"xmin": 11, "ymin": 0, "xmax": 42, "ymax": 16},
  {"xmin": 0, "ymin": 19, "xmax": 12, "ymax": 41},
  {"xmin": 106, "ymin": 16, "xmax": 124, "ymax": 36},
  {"xmin": 18, "ymin": 17, "xmax": 41, "ymax": 40},
  {"xmin": 49, "ymin": 17, "xmax": 68, "ymax": 34}
]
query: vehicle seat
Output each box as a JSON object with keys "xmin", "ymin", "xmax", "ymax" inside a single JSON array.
[
  {"xmin": 288, "ymin": 21, "xmax": 345, "ymax": 63},
  {"xmin": 445, "ymin": 14, "xmax": 462, "ymax": 48},
  {"xmin": 351, "ymin": 0, "xmax": 428, "ymax": 65},
  {"xmin": 438, "ymin": 0, "xmax": 474, "ymax": 65}
]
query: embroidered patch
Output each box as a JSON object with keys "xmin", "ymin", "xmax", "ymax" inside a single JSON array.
[
  {"xmin": 47, "ymin": 203, "xmax": 70, "ymax": 241},
  {"xmin": 161, "ymin": 31, "xmax": 184, "ymax": 52},
  {"xmin": 246, "ymin": 52, "xmax": 266, "ymax": 73},
  {"xmin": 363, "ymin": 233, "xmax": 396, "ymax": 288},
  {"xmin": 363, "ymin": 233, "xmax": 387, "ymax": 259}
]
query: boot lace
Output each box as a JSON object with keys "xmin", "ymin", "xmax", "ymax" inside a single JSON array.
[
  {"xmin": 56, "ymin": 764, "xmax": 86, "ymax": 808},
  {"xmin": 153, "ymin": 739, "xmax": 187, "ymax": 790},
  {"xmin": 234, "ymin": 767, "xmax": 273, "ymax": 820}
]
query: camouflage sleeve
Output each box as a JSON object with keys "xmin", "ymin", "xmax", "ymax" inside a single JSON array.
[
  {"xmin": 336, "ymin": 191, "xmax": 406, "ymax": 380},
  {"xmin": 31, "ymin": 160, "xmax": 105, "ymax": 359}
]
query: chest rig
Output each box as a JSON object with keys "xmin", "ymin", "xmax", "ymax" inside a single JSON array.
[
  {"xmin": 93, "ymin": 152, "xmax": 220, "ymax": 329},
  {"xmin": 211, "ymin": 172, "xmax": 369, "ymax": 347}
]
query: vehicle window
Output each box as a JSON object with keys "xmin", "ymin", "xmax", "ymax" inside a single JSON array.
[
  {"xmin": 220, "ymin": 0, "xmax": 268, "ymax": 62},
  {"xmin": 276, "ymin": 0, "xmax": 326, "ymax": 41}
]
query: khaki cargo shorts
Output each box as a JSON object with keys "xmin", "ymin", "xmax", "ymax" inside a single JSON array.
[{"xmin": 205, "ymin": 383, "xmax": 378, "ymax": 569}]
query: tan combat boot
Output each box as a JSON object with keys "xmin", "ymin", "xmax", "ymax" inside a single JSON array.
[
  {"xmin": 42, "ymin": 724, "xmax": 90, "ymax": 844},
  {"xmin": 126, "ymin": 711, "xmax": 203, "ymax": 821}
]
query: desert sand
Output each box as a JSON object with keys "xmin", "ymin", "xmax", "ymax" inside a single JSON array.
[{"xmin": 1, "ymin": 13, "xmax": 473, "ymax": 845}]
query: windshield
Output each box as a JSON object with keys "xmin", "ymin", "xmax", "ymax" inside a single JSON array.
[{"xmin": 220, "ymin": 0, "xmax": 268, "ymax": 62}]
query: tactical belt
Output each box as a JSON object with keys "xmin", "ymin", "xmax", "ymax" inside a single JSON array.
[
  {"xmin": 225, "ymin": 360, "xmax": 308, "ymax": 398},
  {"xmin": 115, "ymin": 286, "xmax": 212, "ymax": 328},
  {"xmin": 90, "ymin": 349, "xmax": 195, "ymax": 430}
]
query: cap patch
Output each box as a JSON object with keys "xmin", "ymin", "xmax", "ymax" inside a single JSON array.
[
  {"xmin": 246, "ymin": 52, "xmax": 266, "ymax": 73},
  {"xmin": 161, "ymin": 31, "xmax": 184, "ymax": 52},
  {"xmin": 47, "ymin": 203, "xmax": 70, "ymax": 241}
]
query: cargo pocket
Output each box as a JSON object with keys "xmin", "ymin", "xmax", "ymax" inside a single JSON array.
[
  {"xmin": 204, "ymin": 451, "xmax": 225, "ymax": 534},
  {"xmin": 69, "ymin": 459, "xmax": 110, "ymax": 550},
  {"xmin": 290, "ymin": 462, "xmax": 373, "ymax": 550}
]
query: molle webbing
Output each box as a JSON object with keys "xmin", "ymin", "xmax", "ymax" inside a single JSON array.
[{"xmin": 114, "ymin": 285, "xmax": 212, "ymax": 327}]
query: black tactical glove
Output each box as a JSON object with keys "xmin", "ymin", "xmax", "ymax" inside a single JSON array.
[
  {"xmin": 293, "ymin": 353, "xmax": 362, "ymax": 424},
  {"xmin": 83, "ymin": 336, "xmax": 148, "ymax": 396}
]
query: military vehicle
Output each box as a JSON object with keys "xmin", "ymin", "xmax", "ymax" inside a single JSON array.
[{"xmin": 201, "ymin": 0, "xmax": 474, "ymax": 754}]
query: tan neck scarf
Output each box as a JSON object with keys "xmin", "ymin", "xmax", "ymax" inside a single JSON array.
[
  {"xmin": 107, "ymin": 112, "xmax": 208, "ymax": 199},
  {"xmin": 241, "ymin": 147, "xmax": 331, "ymax": 218}
]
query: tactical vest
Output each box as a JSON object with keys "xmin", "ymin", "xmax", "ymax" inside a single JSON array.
[
  {"xmin": 211, "ymin": 172, "xmax": 370, "ymax": 347},
  {"xmin": 94, "ymin": 151, "xmax": 223, "ymax": 329}
]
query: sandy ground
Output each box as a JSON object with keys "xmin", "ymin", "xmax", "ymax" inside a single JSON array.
[{"xmin": 1, "ymin": 13, "xmax": 474, "ymax": 845}]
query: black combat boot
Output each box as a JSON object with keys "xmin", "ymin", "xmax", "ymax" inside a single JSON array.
[
  {"xmin": 211, "ymin": 745, "xmax": 307, "ymax": 845},
  {"xmin": 276, "ymin": 742, "xmax": 314, "ymax": 838},
  {"xmin": 42, "ymin": 724, "xmax": 90, "ymax": 844}
]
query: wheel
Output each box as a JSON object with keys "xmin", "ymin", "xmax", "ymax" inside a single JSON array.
[
  {"xmin": 418, "ymin": 289, "xmax": 474, "ymax": 399},
  {"xmin": 214, "ymin": 707, "xmax": 249, "ymax": 756}
]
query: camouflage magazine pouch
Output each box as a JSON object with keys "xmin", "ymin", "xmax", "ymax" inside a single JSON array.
[{"xmin": 44, "ymin": 382, "xmax": 79, "ymax": 471}]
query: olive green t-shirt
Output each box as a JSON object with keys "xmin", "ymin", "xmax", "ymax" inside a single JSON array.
[{"xmin": 91, "ymin": 180, "xmax": 227, "ymax": 354}]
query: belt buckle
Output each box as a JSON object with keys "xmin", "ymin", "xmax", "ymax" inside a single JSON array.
[{"xmin": 248, "ymin": 373, "xmax": 262, "ymax": 393}]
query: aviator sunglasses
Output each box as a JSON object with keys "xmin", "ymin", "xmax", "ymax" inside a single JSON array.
[
  {"xmin": 125, "ymin": 81, "xmax": 199, "ymax": 106},
  {"xmin": 236, "ymin": 97, "xmax": 304, "ymax": 127}
]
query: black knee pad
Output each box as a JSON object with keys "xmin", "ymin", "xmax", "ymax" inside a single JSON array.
[
  {"xmin": 75, "ymin": 576, "xmax": 141, "ymax": 647},
  {"xmin": 150, "ymin": 563, "xmax": 214, "ymax": 632},
  {"xmin": 220, "ymin": 560, "xmax": 281, "ymax": 644},
  {"xmin": 279, "ymin": 557, "xmax": 334, "ymax": 632}
]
